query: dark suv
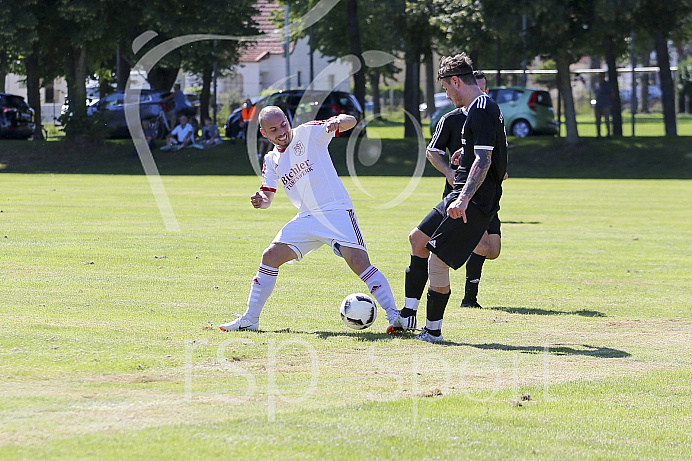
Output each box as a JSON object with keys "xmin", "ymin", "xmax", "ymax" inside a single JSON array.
[
  {"xmin": 225, "ymin": 89, "xmax": 366, "ymax": 138},
  {"xmin": 0, "ymin": 93, "xmax": 35, "ymax": 139}
]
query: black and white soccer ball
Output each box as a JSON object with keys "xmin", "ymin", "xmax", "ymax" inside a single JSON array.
[{"xmin": 340, "ymin": 293, "xmax": 377, "ymax": 330}]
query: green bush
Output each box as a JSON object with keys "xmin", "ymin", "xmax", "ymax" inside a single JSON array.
[{"xmin": 57, "ymin": 108, "xmax": 111, "ymax": 145}]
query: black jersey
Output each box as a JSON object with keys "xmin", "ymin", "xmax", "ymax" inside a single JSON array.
[
  {"xmin": 453, "ymin": 94, "xmax": 508, "ymax": 215},
  {"xmin": 428, "ymin": 107, "xmax": 467, "ymax": 197}
]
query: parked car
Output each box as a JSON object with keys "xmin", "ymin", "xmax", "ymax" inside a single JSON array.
[
  {"xmin": 0, "ymin": 93, "xmax": 35, "ymax": 139},
  {"xmin": 430, "ymin": 87, "xmax": 558, "ymax": 138},
  {"xmin": 225, "ymin": 89, "xmax": 366, "ymax": 139},
  {"xmin": 419, "ymin": 92, "xmax": 450, "ymax": 113},
  {"xmin": 618, "ymin": 85, "xmax": 662, "ymax": 106},
  {"xmin": 61, "ymin": 86, "xmax": 102, "ymax": 117},
  {"xmin": 489, "ymin": 87, "xmax": 557, "ymax": 137},
  {"xmin": 86, "ymin": 89, "xmax": 197, "ymax": 138}
]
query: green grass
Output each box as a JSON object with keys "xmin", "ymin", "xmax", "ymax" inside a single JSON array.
[
  {"xmin": 0, "ymin": 171, "xmax": 690, "ymax": 459},
  {"xmin": 560, "ymin": 112, "xmax": 692, "ymax": 137}
]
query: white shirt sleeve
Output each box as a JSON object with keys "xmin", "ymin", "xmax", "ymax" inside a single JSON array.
[
  {"xmin": 310, "ymin": 118, "xmax": 337, "ymax": 146},
  {"xmin": 260, "ymin": 152, "xmax": 279, "ymax": 193}
]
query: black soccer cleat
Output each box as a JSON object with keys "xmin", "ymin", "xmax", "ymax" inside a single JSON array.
[{"xmin": 460, "ymin": 300, "xmax": 483, "ymax": 308}]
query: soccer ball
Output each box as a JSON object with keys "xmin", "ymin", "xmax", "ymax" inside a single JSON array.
[{"xmin": 340, "ymin": 293, "xmax": 377, "ymax": 330}]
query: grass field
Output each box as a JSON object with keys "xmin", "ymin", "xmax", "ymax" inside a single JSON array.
[{"xmin": 1, "ymin": 166, "xmax": 690, "ymax": 458}]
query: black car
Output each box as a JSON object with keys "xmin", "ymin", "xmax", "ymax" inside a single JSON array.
[
  {"xmin": 0, "ymin": 93, "xmax": 35, "ymax": 139},
  {"xmin": 225, "ymin": 89, "xmax": 366, "ymax": 138}
]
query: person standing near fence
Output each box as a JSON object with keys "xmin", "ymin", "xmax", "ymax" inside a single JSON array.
[{"xmin": 595, "ymin": 74, "xmax": 614, "ymax": 138}]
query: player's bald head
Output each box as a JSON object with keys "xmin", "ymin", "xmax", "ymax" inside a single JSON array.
[
  {"xmin": 258, "ymin": 105, "xmax": 293, "ymax": 148},
  {"xmin": 258, "ymin": 106, "xmax": 288, "ymax": 130}
]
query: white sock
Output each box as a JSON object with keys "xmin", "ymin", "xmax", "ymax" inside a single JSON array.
[
  {"xmin": 243, "ymin": 264, "xmax": 278, "ymax": 321},
  {"xmin": 359, "ymin": 265, "xmax": 398, "ymax": 323},
  {"xmin": 404, "ymin": 297, "xmax": 420, "ymax": 311},
  {"xmin": 426, "ymin": 319, "xmax": 443, "ymax": 331}
]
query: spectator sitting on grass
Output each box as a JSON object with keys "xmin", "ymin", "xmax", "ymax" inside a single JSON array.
[
  {"xmin": 163, "ymin": 115, "xmax": 195, "ymax": 151},
  {"xmin": 201, "ymin": 117, "xmax": 223, "ymax": 148},
  {"xmin": 142, "ymin": 119, "xmax": 157, "ymax": 150},
  {"xmin": 131, "ymin": 119, "xmax": 158, "ymax": 157}
]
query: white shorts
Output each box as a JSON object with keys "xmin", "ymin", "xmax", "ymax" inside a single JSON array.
[{"xmin": 274, "ymin": 209, "xmax": 367, "ymax": 261}]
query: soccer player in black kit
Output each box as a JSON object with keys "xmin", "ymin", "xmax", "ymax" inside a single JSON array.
[
  {"xmin": 398, "ymin": 71, "xmax": 502, "ymax": 333},
  {"xmin": 391, "ymin": 53, "xmax": 507, "ymax": 342}
]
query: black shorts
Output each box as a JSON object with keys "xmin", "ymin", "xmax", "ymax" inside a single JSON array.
[
  {"xmin": 417, "ymin": 202, "xmax": 446, "ymax": 238},
  {"xmin": 424, "ymin": 193, "xmax": 494, "ymax": 270},
  {"xmin": 487, "ymin": 214, "xmax": 501, "ymax": 236},
  {"xmin": 418, "ymin": 197, "xmax": 501, "ymax": 238}
]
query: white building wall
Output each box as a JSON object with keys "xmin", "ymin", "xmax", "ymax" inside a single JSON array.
[{"xmin": 233, "ymin": 36, "xmax": 351, "ymax": 100}]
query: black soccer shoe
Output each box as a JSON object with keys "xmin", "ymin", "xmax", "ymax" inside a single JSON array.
[{"xmin": 460, "ymin": 300, "xmax": 483, "ymax": 308}]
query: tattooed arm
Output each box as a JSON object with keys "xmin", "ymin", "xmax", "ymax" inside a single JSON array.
[{"xmin": 446, "ymin": 148, "xmax": 492, "ymax": 221}]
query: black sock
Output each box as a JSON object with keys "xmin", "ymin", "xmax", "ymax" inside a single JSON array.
[
  {"xmin": 463, "ymin": 252, "xmax": 486, "ymax": 303},
  {"xmin": 400, "ymin": 308, "xmax": 417, "ymax": 317},
  {"xmin": 425, "ymin": 289, "xmax": 451, "ymax": 336},
  {"xmin": 403, "ymin": 255, "xmax": 428, "ymax": 317}
]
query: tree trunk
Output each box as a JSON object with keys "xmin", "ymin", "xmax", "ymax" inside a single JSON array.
[
  {"xmin": 200, "ymin": 64, "xmax": 213, "ymax": 122},
  {"xmin": 0, "ymin": 69, "xmax": 6, "ymax": 93},
  {"xmin": 148, "ymin": 67, "xmax": 180, "ymax": 92},
  {"xmin": 556, "ymin": 53, "xmax": 578, "ymax": 144},
  {"xmin": 403, "ymin": 47, "xmax": 421, "ymax": 138},
  {"xmin": 369, "ymin": 69, "xmax": 381, "ymax": 119},
  {"xmin": 604, "ymin": 38, "xmax": 622, "ymax": 137},
  {"xmin": 72, "ymin": 47, "xmax": 88, "ymax": 121},
  {"xmin": 640, "ymin": 41, "xmax": 651, "ymax": 114},
  {"xmin": 424, "ymin": 48, "xmax": 436, "ymax": 118},
  {"xmin": 654, "ymin": 32, "xmax": 676, "ymax": 136},
  {"xmin": 346, "ymin": 0, "xmax": 366, "ymax": 111},
  {"xmin": 25, "ymin": 45, "xmax": 43, "ymax": 140},
  {"xmin": 116, "ymin": 42, "xmax": 132, "ymax": 92},
  {"xmin": 64, "ymin": 46, "xmax": 88, "ymax": 142},
  {"xmin": 495, "ymin": 37, "xmax": 502, "ymax": 87}
]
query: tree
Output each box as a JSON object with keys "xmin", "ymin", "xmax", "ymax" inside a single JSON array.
[
  {"xmin": 177, "ymin": 1, "xmax": 258, "ymax": 121},
  {"xmin": 433, "ymin": 0, "xmax": 525, "ymax": 84},
  {"xmin": 407, "ymin": 0, "xmax": 448, "ymax": 119},
  {"xmin": 524, "ymin": 0, "xmax": 596, "ymax": 144},
  {"xmin": 282, "ymin": 0, "xmax": 402, "ymax": 119},
  {"xmin": 54, "ymin": 0, "xmax": 116, "ymax": 141},
  {"xmin": 0, "ymin": 0, "xmax": 44, "ymax": 139},
  {"xmin": 346, "ymin": 0, "xmax": 366, "ymax": 110},
  {"xmin": 399, "ymin": 0, "xmax": 443, "ymax": 137},
  {"xmin": 634, "ymin": 0, "xmax": 692, "ymax": 136},
  {"xmin": 590, "ymin": 0, "xmax": 639, "ymax": 138}
]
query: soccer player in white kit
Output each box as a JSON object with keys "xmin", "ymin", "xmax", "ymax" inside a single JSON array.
[{"xmin": 220, "ymin": 106, "xmax": 401, "ymax": 332}]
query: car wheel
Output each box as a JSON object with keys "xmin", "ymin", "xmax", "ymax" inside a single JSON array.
[
  {"xmin": 511, "ymin": 120, "xmax": 532, "ymax": 138},
  {"xmin": 155, "ymin": 118, "xmax": 168, "ymax": 139}
]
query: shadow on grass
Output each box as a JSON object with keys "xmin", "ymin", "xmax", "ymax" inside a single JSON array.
[
  {"xmin": 460, "ymin": 342, "xmax": 631, "ymax": 358},
  {"xmin": 313, "ymin": 330, "xmax": 401, "ymax": 341},
  {"xmin": 312, "ymin": 331, "xmax": 630, "ymax": 357},
  {"xmin": 488, "ymin": 306, "xmax": 606, "ymax": 317},
  {"xmin": 314, "ymin": 330, "xmax": 472, "ymax": 347}
]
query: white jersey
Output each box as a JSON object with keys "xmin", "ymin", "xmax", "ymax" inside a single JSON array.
[{"xmin": 260, "ymin": 119, "xmax": 353, "ymax": 216}]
